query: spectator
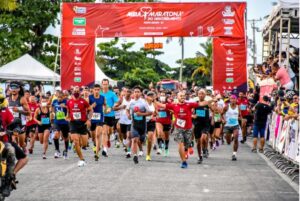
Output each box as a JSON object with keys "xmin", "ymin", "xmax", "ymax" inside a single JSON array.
[
  {"xmin": 279, "ymin": 51, "xmax": 296, "ymax": 86},
  {"xmin": 272, "ymin": 62, "xmax": 294, "ymax": 90}
]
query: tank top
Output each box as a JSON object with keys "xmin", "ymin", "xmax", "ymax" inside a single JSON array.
[
  {"xmin": 37, "ymin": 107, "xmax": 51, "ymax": 126},
  {"xmin": 8, "ymin": 96, "xmax": 22, "ymax": 118},
  {"xmin": 194, "ymin": 104, "xmax": 210, "ymax": 125},
  {"xmin": 146, "ymin": 102, "xmax": 155, "ymax": 122},
  {"xmin": 225, "ymin": 104, "xmax": 239, "ymax": 127}
]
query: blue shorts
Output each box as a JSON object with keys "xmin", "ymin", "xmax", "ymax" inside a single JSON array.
[
  {"xmin": 253, "ymin": 124, "xmax": 266, "ymax": 138},
  {"xmin": 131, "ymin": 124, "xmax": 146, "ymax": 143}
]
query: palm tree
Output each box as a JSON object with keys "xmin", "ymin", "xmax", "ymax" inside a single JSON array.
[
  {"xmin": 0, "ymin": 0, "xmax": 18, "ymax": 11},
  {"xmin": 192, "ymin": 39, "xmax": 212, "ymax": 84}
]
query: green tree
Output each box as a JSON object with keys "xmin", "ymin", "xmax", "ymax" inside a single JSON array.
[{"xmin": 0, "ymin": 0, "xmax": 17, "ymax": 11}]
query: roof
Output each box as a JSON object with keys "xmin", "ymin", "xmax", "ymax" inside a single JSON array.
[{"xmin": 0, "ymin": 54, "xmax": 60, "ymax": 81}]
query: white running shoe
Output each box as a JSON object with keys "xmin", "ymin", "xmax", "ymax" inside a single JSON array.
[
  {"xmin": 77, "ymin": 160, "xmax": 86, "ymax": 167},
  {"xmin": 138, "ymin": 151, "xmax": 144, "ymax": 157},
  {"xmin": 54, "ymin": 152, "xmax": 61, "ymax": 158},
  {"xmin": 157, "ymin": 149, "xmax": 162, "ymax": 155}
]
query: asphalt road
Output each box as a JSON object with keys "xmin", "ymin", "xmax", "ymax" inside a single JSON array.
[{"xmin": 7, "ymin": 137, "xmax": 299, "ymax": 201}]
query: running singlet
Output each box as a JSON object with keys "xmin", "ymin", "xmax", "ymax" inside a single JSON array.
[
  {"xmin": 89, "ymin": 95, "xmax": 105, "ymax": 123},
  {"xmin": 8, "ymin": 96, "xmax": 22, "ymax": 118},
  {"xmin": 67, "ymin": 98, "xmax": 89, "ymax": 122},
  {"xmin": 237, "ymin": 98, "xmax": 249, "ymax": 117},
  {"xmin": 100, "ymin": 90, "xmax": 119, "ymax": 117},
  {"xmin": 166, "ymin": 102, "xmax": 198, "ymax": 129},
  {"xmin": 26, "ymin": 102, "xmax": 39, "ymax": 126},
  {"xmin": 156, "ymin": 106, "xmax": 171, "ymax": 125},
  {"xmin": 52, "ymin": 99, "xmax": 68, "ymax": 125},
  {"xmin": 225, "ymin": 105, "xmax": 239, "ymax": 127},
  {"xmin": 37, "ymin": 108, "xmax": 51, "ymax": 126},
  {"xmin": 119, "ymin": 98, "xmax": 131, "ymax": 125},
  {"xmin": 194, "ymin": 104, "xmax": 210, "ymax": 125}
]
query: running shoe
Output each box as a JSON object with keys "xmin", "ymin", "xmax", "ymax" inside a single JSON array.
[
  {"xmin": 133, "ymin": 155, "xmax": 139, "ymax": 164},
  {"xmin": 188, "ymin": 147, "xmax": 194, "ymax": 155},
  {"xmin": 138, "ymin": 151, "xmax": 144, "ymax": 157},
  {"xmin": 63, "ymin": 150, "xmax": 68, "ymax": 160},
  {"xmin": 126, "ymin": 152, "xmax": 131, "ymax": 158},
  {"xmin": 42, "ymin": 154, "xmax": 47, "ymax": 159},
  {"xmin": 181, "ymin": 161, "xmax": 188, "ymax": 169},
  {"xmin": 77, "ymin": 160, "xmax": 86, "ymax": 167},
  {"xmin": 115, "ymin": 141, "xmax": 120, "ymax": 148},
  {"xmin": 28, "ymin": 148, "xmax": 33, "ymax": 154},
  {"xmin": 54, "ymin": 152, "xmax": 61, "ymax": 159},
  {"xmin": 157, "ymin": 148, "xmax": 162, "ymax": 155},
  {"xmin": 94, "ymin": 154, "xmax": 99, "ymax": 161},
  {"xmin": 164, "ymin": 149, "xmax": 169, "ymax": 157},
  {"xmin": 102, "ymin": 150, "xmax": 108, "ymax": 157},
  {"xmin": 251, "ymin": 148, "xmax": 257, "ymax": 153},
  {"xmin": 232, "ymin": 154, "xmax": 237, "ymax": 161},
  {"xmin": 197, "ymin": 156, "xmax": 203, "ymax": 164},
  {"xmin": 93, "ymin": 146, "xmax": 97, "ymax": 154},
  {"xmin": 259, "ymin": 149, "xmax": 264, "ymax": 153},
  {"xmin": 146, "ymin": 155, "xmax": 151, "ymax": 161}
]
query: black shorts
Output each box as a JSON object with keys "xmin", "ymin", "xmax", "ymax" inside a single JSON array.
[
  {"xmin": 163, "ymin": 124, "xmax": 171, "ymax": 132},
  {"xmin": 38, "ymin": 125, "xmax": 51, "ymax": 133},
  {"xmin": 245, "ymin": 115, "xmax": 254, "ymax": 126},
  {"xmin": 26, "ymin": 124, "xmax": 37, "ymax": 135},
  {"xmin": 147, "ymin": 121, "xmax": 156, "ymax": 132},
  {"xmin": 53, "ymin": 124, "xmax": 70, "ymax": 138},
  {"xmin": 11, "ymin": 142, "xmax": 26, "ymax": 160},
  {"xmin": 131, "ymin": 124, "xmax": 146, "ymax": 143},
  {"xmin": 90, "ymin": 122, "xmax": 104, "ymax": 132},
  {"xmin": 194, "ymin": 124, "xmax": 210, "ymax": 139},
  {"xmin": 120, "ymin": 124, "xmax": 131, "ymax": 134},
  {"xmin": 214, "ymin": 122, "xmax": 221, "ymax": 129},
  {"xmin": 69, "ymin": 121, "xmax": 88, "ymax": 135},
  {"xmin": 104, "ymin": 116, "xmax": 115, "ymax": 127}
]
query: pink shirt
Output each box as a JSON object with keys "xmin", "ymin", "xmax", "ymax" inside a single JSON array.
[{"xmin": 275, "ymin": 67, "xmax": 291, "ymax": 85}]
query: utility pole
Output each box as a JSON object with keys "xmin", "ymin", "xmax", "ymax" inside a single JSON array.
[
  {"xmin": 248, "ymin": 18, "xmax": 262, "ymax": 67},
  {"xmin": 179, "ymin": 37, "xmax": 184, "ymax": 82}
]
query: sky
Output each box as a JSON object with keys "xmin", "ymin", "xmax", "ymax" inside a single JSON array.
[{"xmin": 47, "ymin": 0, "xmax": 276, "ymax": 67}]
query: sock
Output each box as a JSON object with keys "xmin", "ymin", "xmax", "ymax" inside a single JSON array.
[
  {"xmin": 128, "ymin": 147, "xmax": 131, "ymax": 153},
  {"xmin": 233, "ymin": 152, "xmax": 237, "ymax": 156},
  {"xmin": 64, "ymin": 140, "xmax": 69, "ymax": 152},
  {"xmin": 165, "ymin": 140, "xmax": 169, "ymax": 150},
  {"xmin": 103, "ymin": 147, "xmax": 108, "ymax": 152},
  {"xmin": 157, "ymin": 138, "xmax": 163, "ymax": 148},
  {"xmin": 54, "ymin": 139, "xmax": 59, "ymax": 152}
]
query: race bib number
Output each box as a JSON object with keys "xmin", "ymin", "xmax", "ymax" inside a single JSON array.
[
  {"xmin": 214, "ymin": 114, "xmax": 221, "ymax": 122},
  {"xmin": 9, "ymin": 108, "xmax": 19, "ymax": 118},
  {"xmin": 240, "ymin": 104, "xmax": 247, "ymax": 111},
  {"xmin": 228, "ymin": 118, "xmax": 238, "ymax": 125},
  {"xmin": 56, "ymin": 111, "xmax": 65, "ymax": 120},
  {"xmin": 73, "ymin": 112, "xmax": 81, "ymax": 120},
  {"xmin": 41, "ymin": 117, "xmax": 50, "ymax": 125},
  {"xmin": 196, "ymin": 109, "xmax": 205, "ymax": 117},
  {"xmin": 91, "ymin": 113, "xmax": 101, "ymax": 120},
  {"xmin": 133, "ymin": 114, "xmax": 143, "ymax": 121},
  {"xmin": 158, "ymin": 111, "xmax": 167, "ymax": 118},
  {"xmin": 176, "ymin": 118, "xmax": 186, "ymax": 128}
]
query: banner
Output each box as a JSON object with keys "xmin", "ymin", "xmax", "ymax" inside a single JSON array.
[
  {"xmin": 212, "ymin": 37, "xmax": 247, "ymax": 93},
  {"xmin": 257, "ymin": 78, "xmax": 277, "ymax": 102},
  {"xmin": 62, "ymin": 2, "xmax": 246, "ymax": 38},
  {"xmin": 285, "ymin": 120, "xmax": 299, "ymax": 162},
  {"xmin": 61, "ymin": 37, "xmax": 95, "ymax": 89},
  {"xmin": 277, "ymin": 120, "xmax": 290, "ymax": 153}
]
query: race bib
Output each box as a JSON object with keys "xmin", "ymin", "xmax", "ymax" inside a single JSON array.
[
  {"xmin": 196, "ymin": 109, "xmax": 205, "ymax": 117},
  {"xmin": 91, "ymin": 112, "xmax": 101, "ymax": 120},
  {"xmin": 240, "ymin": 104, "xmax": 247, "ymax": 111},
  {"xmin": 41, "ymin": 117, "xmax": 50, "ymax": 125},
  {"xmin": 214, "ymin": 114, "xmax": 221, "ymax": 122},
  {"xmin": 9, "ymin": 107, "xmax": 19, "ymax": 118},
  {"xmin": 228, "ymin": 118, "xmax": 238, "ymax": 125},
  {"xmin": 73, "ymin": 112, "xmax": 81, "ymax": 120},
  {"xmin": 133, "ymin": 114, "xmax": 143, "ymax": 121},
  {"xmin": 158, "ymin": 111, "xmax": 167, "ymax": 118},
  {"xmin": 176, "ymin": 118, "xmax": 186, "ymax": 128},
  {"xmin": 56, "ymin": 111, "xmax": 65, "ymax": 120}
]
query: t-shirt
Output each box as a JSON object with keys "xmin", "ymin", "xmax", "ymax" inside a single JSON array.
[
  {"xmin": 89, "ymin": 95, "xmax": 105, "ymax": 123},
  {"xmin": 66, "ymin": 98, "xmax": 89, "ymax": 122},
  {"xmin": 100, "ymin": 90, "xmax": 119, "ymax": 117},
  {"xmin": 237, "ymin": 98, "xmax": 249, "ymax": 117},
  {"xmin": 26, "ymin": 102, "xmax": 39, "ymax": 126},
  {"xmin": 275, "ymin": 67, "xmax": 291, "ymax": 85},
  {"xmin": 128, "ymin": 98, "xmax": 149, "ymax": 128},
  {"xmin": 0, "ymin": 107, "xmax": 14, "ymax": 130},
  {"xmin": 52, "ymin": 99, "xmax": 68, "ymax": 125},
  {"xmin": 166, "ymin": 102, "xmax": 198, "ymax": 130},
  {"xmin": 119, "ymin": 98, "xmax": 132, "ymax": 125},
  {"xmin": 254, "ymin": 103, "xmax": 272, "ymax": 126}
]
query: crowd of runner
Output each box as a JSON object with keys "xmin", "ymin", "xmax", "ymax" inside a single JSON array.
[{"xmin": 0, "ymin": 77, "xmax": 298, "ymax": 172}]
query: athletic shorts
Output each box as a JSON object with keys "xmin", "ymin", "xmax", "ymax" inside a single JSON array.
[
  {"xmin": 253, "ymin": 124, "xmax": 266, "ymax": 138},
  {"xmin": 223, "ymin": 125, "xmax": 239, "ymax": 134},
  {"xmin": 173, "ymin": 127, "xmax": 192, "ymax": 148},
  {"xmin": 69, "ymin": 121, "xmax": 88, "ymax": 135},
  {"xmin": 120, "ymin": 124, "xmax": 131, "ymax": 134},
  {"xmin": 26, "ymin": 124, "xmax": 37, "ymax": 135},
  {"xmin": 104, "ymin": 116, "xmax": 115, "ymax": 127},
  {"xmin": 163, "ymin": 124, "xmax": 171, "ymax": 132},
  {"xmin": 131, "ymin": 124, "xmax": 146, "ymax": 143},
  {"xmin": 53, "ymin": 124, "xmax": 70, "ymax": 138},
  {"xmin": 194, "ymin": 124, "xmax": 210, "ymax": 139},
  {"xmin": 245, "ymin": 115, "xmax": 254, "ymax": 126},
  {"xmin": 11, "ymin": 141, "xmax": 26, "ymax": 160},
  {"xmin": 147, "ymin": 121, "xmax": 156, "ymax": 132},
  {"xmin": 214, "ymin": 122, "xmax": 221, "ymax": 129},
  {"xmin": 38, "ymin": 125, "xmax": 51, "ymax": 133},
  {"xmin": 90, "ymin": 122, "xmax": 104, "ymax": 132}
]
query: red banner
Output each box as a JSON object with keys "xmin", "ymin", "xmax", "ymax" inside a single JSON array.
[
  {"xmin": 61, "ymin": 37, "xmax": 95, "ymax": 89},
  {"xmin": 62, "ymin": 2, "xmax": 246, "ymax": 38},
  {"xmin": 213, "ymin": 37, "xmax": 247, "ymax": 94}
]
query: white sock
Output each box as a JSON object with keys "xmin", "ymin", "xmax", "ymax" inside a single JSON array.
[
  {"xmin": 103, "ymin": 147, "xmax": 108, "ymax": 152},
  {"xmin": 233, "ymin": 152, "xmax": 237, "ymax": 156}
]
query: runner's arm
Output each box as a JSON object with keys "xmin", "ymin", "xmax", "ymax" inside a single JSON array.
[
  {"xmin": 33, "ymin": 108, "xmax": 41, "ymax": 125},
  {"xmin": 19, "ymin": 97, "xmax": 30, "ymax": 116}
]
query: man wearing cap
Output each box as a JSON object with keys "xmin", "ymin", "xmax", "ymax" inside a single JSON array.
[
  {"xmin": 222, "ymin": 95, "xmax": 242, "ymax": 161},
  {"xmin": 7, "ymin": 82, "xmax": 30, "ymax": 153}
]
